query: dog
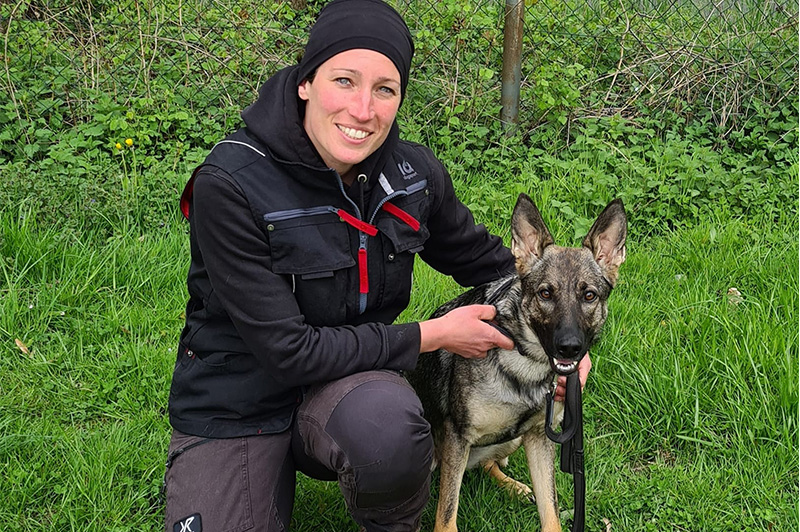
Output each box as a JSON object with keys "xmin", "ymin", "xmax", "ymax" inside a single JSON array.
[{"xmin": 405, "ymin": 193, "xmax": 627, "ymax": 532}]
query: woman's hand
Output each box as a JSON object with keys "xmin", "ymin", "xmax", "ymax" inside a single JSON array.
[
  {"xmin": 419, "ymin": 305, "xmax": 515, "ymax": 358},
  {"xmin": 553, "ymin": 353, "xmax": 592, "ymax": 401}
]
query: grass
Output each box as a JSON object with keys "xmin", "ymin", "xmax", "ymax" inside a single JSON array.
[
  {"xmin": 0, "ymin": 210, "xmax": 181, "ymax": 531},
  {"xmin": 0, "ymin": 2, "xmax": 796, "ymax": 528},
  {"xmin": 586, "ymin": 221, "xmax": 797, "ymax": 531},
  {"xmin": 0, "ymin": 169, "xmax": 796, "ymax": 531}
]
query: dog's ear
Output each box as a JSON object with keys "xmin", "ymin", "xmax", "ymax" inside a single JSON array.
[
  {"xmin": 511, "ymin": 193, "xmax": 554, "ymax": 275},
  {"xmin": 582, "ymin": 199, "xmax": 627, "ymax": 287}
]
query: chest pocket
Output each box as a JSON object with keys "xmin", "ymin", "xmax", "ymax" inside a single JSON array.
[
  {"xmin": 266, "ymin": 209, "xmax": 354, "ymax": 326},
  {"xmin": 376, "ymin": 181, "xmax": 431, "ymax": 251},
  {"xmin": 375, "ymin": 187, "xmax": 431, "ymax": 313}
]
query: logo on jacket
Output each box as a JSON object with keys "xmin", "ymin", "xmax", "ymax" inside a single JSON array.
[{"xmin": 398, "ymin": 160, "xmax": 418, "ymax": 180}]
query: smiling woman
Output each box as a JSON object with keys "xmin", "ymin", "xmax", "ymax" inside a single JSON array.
[
  {"xmin": 298, "ymin": 49, "xmax": 402, "ymax": 181},
  {"xmin": 163, "ymin": 1, "xmax": 585, "ymax": 531}
]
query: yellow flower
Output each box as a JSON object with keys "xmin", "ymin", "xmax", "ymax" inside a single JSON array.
[
  {"xmin": 115, "ymin": 142, "xmax": 122, "ymax": 150},
  {"xmin": 125, "ymin": 138, "xmax": 133, "ymax": 147}
]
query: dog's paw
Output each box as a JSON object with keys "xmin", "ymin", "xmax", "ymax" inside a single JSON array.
[{"xmin": 502, "ymin": 477, "xmax": 534, "ymax": 501}]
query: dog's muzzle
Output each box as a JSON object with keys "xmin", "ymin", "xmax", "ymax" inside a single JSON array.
[{"xmin": 550, "ymin": 329, "xmax": 587, "ymax": 375}]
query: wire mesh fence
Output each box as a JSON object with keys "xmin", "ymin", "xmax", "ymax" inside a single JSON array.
[
  {"xmin": 523, "ymin": 0, "xmax": 799, "ymax": 134},
  {"xmin": 1, "ymin": 0, "xmax": 797, "ymax": 162}
]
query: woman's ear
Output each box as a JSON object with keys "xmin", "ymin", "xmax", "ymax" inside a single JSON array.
[{"xmin": 298, "ymin": 80, "xmax": 310, "ymax": 101}]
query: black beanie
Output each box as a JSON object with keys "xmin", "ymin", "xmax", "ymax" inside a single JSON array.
[{"xmin": 297, "ymin": 0, "xmax": 415, "ymax": 99}]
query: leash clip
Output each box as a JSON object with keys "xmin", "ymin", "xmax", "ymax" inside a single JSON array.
[{"xmin": 545, "ymin": 382, "xmax": 578, "ymax": 443}]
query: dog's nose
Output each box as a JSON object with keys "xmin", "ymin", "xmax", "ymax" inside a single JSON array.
[{"xmin": 555, "ymin": 337, "xmax": 584, "ymax": 359}]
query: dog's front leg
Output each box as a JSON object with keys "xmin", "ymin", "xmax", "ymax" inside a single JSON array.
[
  {"xmin": 521, "ymin": 431, "xmax": 561, "ymax": 532},
  {"xmin": 434, "ymin": 423, "xmax": 470, "ymax": 532}
]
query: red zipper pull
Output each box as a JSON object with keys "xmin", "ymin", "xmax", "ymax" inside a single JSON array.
[
  {"xmin": 337, "ymin": 209, "xmax": 378, "ymax": 236},
  {"xmin": 381, "ymin": 202, "xmax": 421, "ymax": 231},
  {"xmin": 358, "ymin": 248, "xmax": 369, "ymax": 294}
]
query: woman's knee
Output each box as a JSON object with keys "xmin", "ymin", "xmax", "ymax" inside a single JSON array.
[{"xmin": 326, "ymin": 378, "xmax": 433, "ymax": 500}]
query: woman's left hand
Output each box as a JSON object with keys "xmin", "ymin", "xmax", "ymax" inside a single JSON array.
[{"xmin": 553, "ymin": 353, "xmax": 592, "ymax": 402}]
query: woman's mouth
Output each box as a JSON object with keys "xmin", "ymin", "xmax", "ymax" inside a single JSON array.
[{"xmin": 338, "ymin": 125, "xmax": 370, "ymax": 140}]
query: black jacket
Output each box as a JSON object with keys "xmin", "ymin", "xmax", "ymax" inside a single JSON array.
[{"xmin": 168, "ymin": 66, "xmax": 514, "ymax": 438}]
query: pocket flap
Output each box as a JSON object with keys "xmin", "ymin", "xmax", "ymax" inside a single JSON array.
[
  {"xmin": 376, "ymin": 195, "xmax": 430, "ymax": 254},
  {"xmin": 268, "ymin": 215, "xmax": 355, "ymax": 275}
]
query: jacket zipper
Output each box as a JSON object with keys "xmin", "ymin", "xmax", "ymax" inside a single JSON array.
[
  {"xmin": 331, "ymin": 172, "xmax": 371, "ymax": 314},
  {"xmin": 263, "ymin": 205, "xmax": 338, "ymax": 222},
  {"xmin": 264, "ymin": 172, "xmax": 426, "ymax": 316},
  {"xmin": 368, "ymin": 178, "xmax": 427, "ymax": 225},
  {"xmin": 357, "ymin": 174, "xmax": 369, "ymax": 314},
  {"xmin": 261, "ymin": 179, "xmax": 427, "ymax": 225}
]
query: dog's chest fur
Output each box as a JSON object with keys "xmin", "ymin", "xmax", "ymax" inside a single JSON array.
[{"xmin": 459, "ymin": 346, "xmax": 556, "ymax": 448}]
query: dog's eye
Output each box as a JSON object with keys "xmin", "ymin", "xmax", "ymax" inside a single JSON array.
[
  {"xmin": 584, "ymin": 290, "xmax": 597, "ymax": 302},
  {"xmin": 538, "ymin": 289, "xmax": 552, "ymax": 300}
]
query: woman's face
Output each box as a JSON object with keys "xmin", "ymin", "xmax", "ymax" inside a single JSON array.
[{"xmin": 298, "ymin": 49, "xmax": 402, "ymax": 178}]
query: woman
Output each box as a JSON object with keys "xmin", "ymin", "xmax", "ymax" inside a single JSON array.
[{"xmin": 164, "ymin": 1, "xmax": 590, "ymax": 531}]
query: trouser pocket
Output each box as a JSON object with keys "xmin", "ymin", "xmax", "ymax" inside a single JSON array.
[{"xmin": 163, "ymin": 430, "xmax": 255, "ymax": 532}]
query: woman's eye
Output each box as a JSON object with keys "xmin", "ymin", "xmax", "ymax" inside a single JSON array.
[
  {"xmin": 584, "ymin": 291, "xmax": 597, "ymax": 302},
  {"xmin": 378, "ymin": 86, "xmax": 397, "ymax": 96},
  {"xmin": 335, "ymin": 78, "xmax": 352, "ymax": 86},
  {"xmin": 539, "ymin": 289, "xmax": 552, "ymax": 300}
]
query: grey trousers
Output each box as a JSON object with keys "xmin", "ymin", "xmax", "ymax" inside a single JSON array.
[{"xmin": 164, "ymin": 370, "xmax": 433, "ymax": 532}]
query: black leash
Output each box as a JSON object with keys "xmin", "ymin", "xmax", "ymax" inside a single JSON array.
[{"xmin": 545, "ymin": 372, "xmax": 585, "ymax": 532}]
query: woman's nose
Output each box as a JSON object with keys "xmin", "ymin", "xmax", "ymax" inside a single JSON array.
[{"xmin": 349, "ymin": 89, "xmax": 374, "ymax": 122}]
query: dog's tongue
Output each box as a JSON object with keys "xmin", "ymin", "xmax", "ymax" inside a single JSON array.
[{"xmin": 557, "ymin": 359, "xmax": 573, "ymax": 366}]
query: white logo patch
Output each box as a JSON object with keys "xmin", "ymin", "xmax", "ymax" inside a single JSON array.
[
  {"xmin": 174, "ymin": 514, "xmax": 202, "ymax": 532},
  {"xmin": 398, "ymin": 160, "xmax": 418, "ymax": 180}
]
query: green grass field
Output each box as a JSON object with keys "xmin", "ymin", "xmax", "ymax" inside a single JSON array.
[
  {"xmin": 1, "ymin": 0, "xmax": 797, "ymax": 529},
  {"xmin": 1, "ymin": 165, "xmax": 796, "ymax": 531}
]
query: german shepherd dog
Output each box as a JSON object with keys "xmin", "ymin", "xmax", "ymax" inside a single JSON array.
[{"xmin": 406, "ymin": 194, "xmax": 627, "ymax": 532}]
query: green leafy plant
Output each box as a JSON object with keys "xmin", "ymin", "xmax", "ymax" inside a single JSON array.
[{"xmin": 0, "ymin": 1, "xmax": 797, "ymax": 531}]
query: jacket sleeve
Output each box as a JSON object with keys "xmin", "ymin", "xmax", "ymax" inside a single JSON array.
[
  {"xmin": 416, "ymin": 149, "xmax": 515, "ymax": 286},
  {"xmin": 189, "ymin": 168, "xmax": 420, "ymax": 387}
]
